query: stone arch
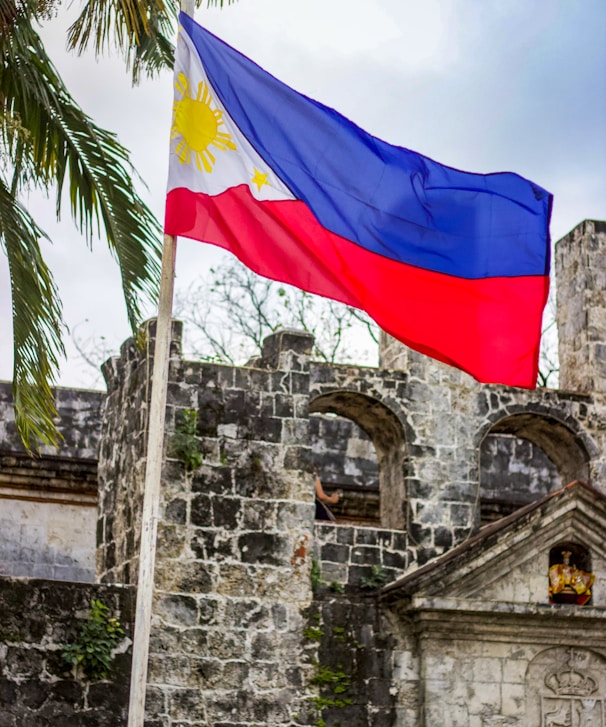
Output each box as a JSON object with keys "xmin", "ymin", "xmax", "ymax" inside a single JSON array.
[
  {"xmin": 309, "ymin": 391, "xmax": 407, "ymax": 529},
  {"xmin": 478, "ymin": 410, "xmax": 592, "ymax": 522},
  {"xmin": 483, "ymin": 411, "xmax": 591, "ymax": 483}
]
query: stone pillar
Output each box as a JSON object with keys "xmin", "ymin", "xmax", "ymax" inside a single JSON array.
[
  {"xmin": 147, "ymin": 329, "xmax": 316, "ymax": 726},
  {"xmin": 97, "ymin": 319, "xmax": 183, "ymax": 585},
  {"xmin": 379, "ymin": 333, "xmax": 481, "ymax": 560},
  {"xmin": 556, "ymin": 220, "xmax": 606, "ymax": 393}
]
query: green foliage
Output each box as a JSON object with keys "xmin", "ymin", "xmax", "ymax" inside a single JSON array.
[
  {"xmin": 1, "ymin": 0, "xmax": 162, "ymax": 449},
  {"xmin": 168, "ymin": 408, "xmax": 203, "ymax": 471},
  {"xmin": 62, "ymin": 599, "xmax": 124, "ymax": 681},
  {"xmin": 360, "ymin": 564, "xmax": 389, "ymax": 590},
  {"xmin": 329, "ymin": 580, "xmax": 344, "ymax": 593},
  {"xmin": 310, "ymin": 557, "xmax": 325, "ymax": 590},
  {"xmin": 332, "ymin": 626, "xmax": 346, "ymax": 643},
  {"xmin": 308, "ymin": 661, "xmax": 353, "ymax": 716},
  {"xmin": 304, "ymin": 611, "xmax": 354, "ymax": 726},
  {"xmin": 303, "ymin": 626, "xmax": 324, "ymax": 643}
]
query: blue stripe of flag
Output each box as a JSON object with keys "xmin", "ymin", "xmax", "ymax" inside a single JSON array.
[{"xmin": 180, "ymin": 12, "xmax": 551, "ymax": 280}]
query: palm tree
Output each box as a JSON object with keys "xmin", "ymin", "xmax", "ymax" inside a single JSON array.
[{"xmin": 0, "ymin": 0, "xmax": 232, "ymax": 449}]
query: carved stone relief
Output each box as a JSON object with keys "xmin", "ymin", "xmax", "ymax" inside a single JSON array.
[{"xmin": 527, "ymin": 647, "xmax": 606, "ymax": 727}]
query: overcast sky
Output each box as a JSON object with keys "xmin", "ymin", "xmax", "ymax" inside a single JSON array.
[{"xmin": 1, "ymin": 0, "xmax": 605, "ymax": 388}]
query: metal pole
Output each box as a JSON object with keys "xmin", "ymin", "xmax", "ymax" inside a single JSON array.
[{"xmin": 127, "ymin": 233, "xmax": 177, "ymax": 727}]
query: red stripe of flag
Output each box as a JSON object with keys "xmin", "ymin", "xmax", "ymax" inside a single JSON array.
[{"xmin": 166, "ymin": 185, "xmax": 548, "ymax": 388}]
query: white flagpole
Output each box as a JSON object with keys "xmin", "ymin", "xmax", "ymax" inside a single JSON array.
[
  {"xmin": 126, "ymin": 4, "xmax": 194, "ymax": 725},
  {"xmin": 126, "ymin": 233, "xmax": 177, "ymax": 727}
]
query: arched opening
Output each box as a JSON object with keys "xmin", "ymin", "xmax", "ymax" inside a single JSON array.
[
  {"xmin": 310, "ymin": 413, "xmax": 380, "ymax": 523},
  {"xmin": 479, "ymin": 413, "xmax": 590, "ymax": 525},
  {"xmin": 309, "ymin": 391, "xmax": 406, "ymax": 529}
]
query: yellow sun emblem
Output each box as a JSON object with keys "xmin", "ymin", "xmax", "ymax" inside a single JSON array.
[{"xmin": 171, "ymin": 72, "xmax": 236, "ymax": 172}]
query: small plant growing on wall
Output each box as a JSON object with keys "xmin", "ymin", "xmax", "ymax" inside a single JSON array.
[
  {"xmin": 62, "ymin": 599, "xmax": 125, "ymax": 681},
  {"xmin": 303, "ymin": 610, "xmax": 354, "ymax": 726},
  {"xmin": 168, "ymin": 408, "xmax": 203, "ymax": 471},
  {"xmin": 308, "ymin": 661, "xmax": 353, "ymax": 726},
  {"xmin": 310, "ymin": 557, "xmax": 326, "ymax": 591},
  {"xmin": 360, "ymin": 564, "xmax": 389, "ymax": 590}
]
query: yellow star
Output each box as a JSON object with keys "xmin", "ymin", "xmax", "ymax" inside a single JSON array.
[{"xmin": 251, "ymin": 168, "xmax": 270, "ymax": 191}]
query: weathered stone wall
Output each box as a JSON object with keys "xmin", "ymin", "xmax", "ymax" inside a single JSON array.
[
  {"xmin": 0, "ymin": 577, "xmax": 133, "ymax": 727},
  {"xmin": 479, "ymin": 433, "xmax": 561, "ymax": 522},
  {"xmin": 97, "ymin": 320, "xmax": 183, "ymax": 586},
  {"xmin": 557, "ymin": 219, "xmax": 606, "ymax": 393},
  {"xmin": 377, "ymin": 333, "xmax": 606, "ymax": 540},
  {"xmin": 100, "ymin": 329, "xmax": 318, "ymax": 725},
  {"xmin": 0, "ymin": 384, "xmax": 103, "ymax": 581},
  {"xmin": 310, "ymin": 414, "xmax": 380, "ymax": 522},
  {"xmin": 480, "ymin": 434, "xmax": 560, "ymax": 504},
  {"xmin": 309, "ymin": 414, "xmax": 379, "ymax": 489},
  {"xmin": 0, "ymin": 382, "xmax": 103, "ymax": 459},
  {"xmin": 314, "ymin": 522, "xmax": 408, "ymax": 590},
  {"xmin": 307, "ymin": 592, "xmax": 396, "ymax": 727},
  {"xmin": 0, "ymin": 497, "xmax": 97, "ymax": 582},
  {"xmin": 386, "ymin": 607, "xmax": 606, "ymax": 727}
]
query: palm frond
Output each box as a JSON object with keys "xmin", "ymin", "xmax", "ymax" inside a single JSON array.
[
  {"xmin": 0, "ymin": 176, "xmax": 65, "ymax": 449},
  {"xmin": 65, "ymin": 0, "xmax": 239, "ymax": 84},
  {"xmin": 0, "ymin": 0, "xmax": 58, "ymax": 39},
  {"xmin": 1, "ymin": 9, "xmax": 161, "ymax": 446},
  {"xmin": 2, "ymin": 15, "xmax": 162, "ymax": 332},
  {"xmin": 67, "ymin": 0, "xmax": 177, "ymax": 83}
]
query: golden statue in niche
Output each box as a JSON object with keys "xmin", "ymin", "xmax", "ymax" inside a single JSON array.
[{"xmin": 549, "ymin": 550, "xmax": 594, "ymax": 605}]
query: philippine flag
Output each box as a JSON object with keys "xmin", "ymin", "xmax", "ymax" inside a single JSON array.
[{"xmin": 165, "ymin": 12, "xmax": 552, "ymax": 389}]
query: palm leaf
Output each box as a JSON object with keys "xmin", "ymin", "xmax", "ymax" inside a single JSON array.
[
  {"xmin": 66, "ymin": 0, "xmax": 239, "ymax": 84},
  {"xmin": 0, "ymin": 176, "xmax": 65, "ymax": 449},
  {"xmin": 67, "ymin": 0, "xmax": 177, "ymax": 83},
  {"xmin": 1, "ymin": 9, "xmax": 161, "ymax": 447},
  {"xmin": 2, "ymin": 13, "xmax": 162, "ymax": 333}
]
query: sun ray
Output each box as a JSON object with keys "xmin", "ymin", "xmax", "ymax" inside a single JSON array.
[{"xmin": 175, "ymin": 72, "xmax": 190, "ymax": 98}]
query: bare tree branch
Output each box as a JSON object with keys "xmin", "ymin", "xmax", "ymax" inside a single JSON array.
[{"xmin": 176, "ymin": 257, "xmax": 379, "ymax": 366}]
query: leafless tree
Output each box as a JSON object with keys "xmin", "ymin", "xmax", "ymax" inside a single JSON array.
[
  {"xmin": 537, "ymin": 284, "xmax": 559, "ymax": 388},
  {"xmin": 174, "ymin": 258, "xmax": 379, "ymax": 366},
  {"xmin": 73, "ymin": 256, "xmax": 559, "ymax": 387}
]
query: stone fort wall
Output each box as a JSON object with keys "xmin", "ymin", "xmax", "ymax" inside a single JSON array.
[{"xmin": 1, "ymin": 219, "xmax": 605, "ymax": 726}]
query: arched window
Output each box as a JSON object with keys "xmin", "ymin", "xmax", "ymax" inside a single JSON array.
[
  {"xmin": 479, "ymin": 413, "xmax": 590, "ymax": 525},
  {"xmin": 310, "ymin": 392, "xmax": 406, "ymax": 529}
]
